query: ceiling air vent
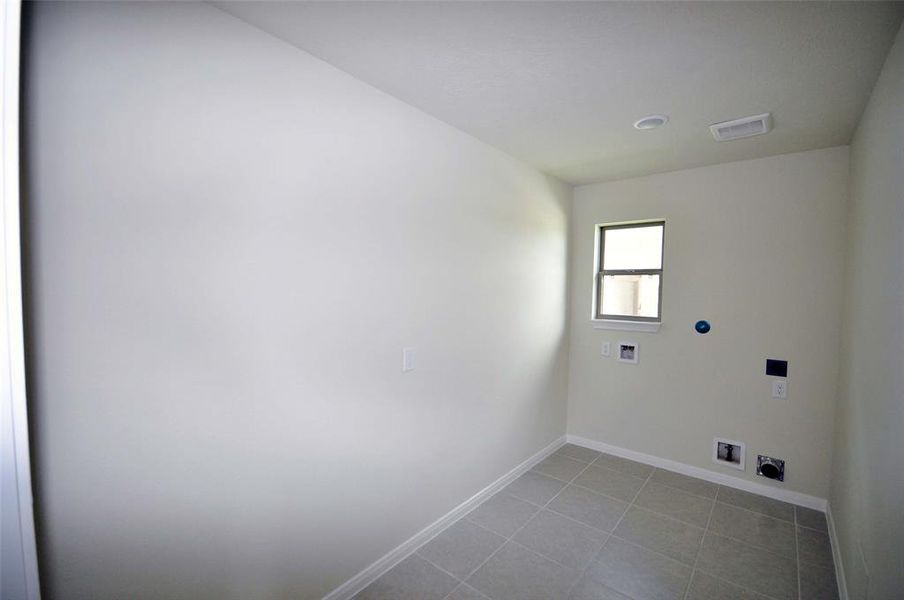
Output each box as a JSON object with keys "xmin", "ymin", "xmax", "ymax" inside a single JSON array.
[{"xmin": 709, "ymin": 113, "xmax": 772, "ymax": 142}]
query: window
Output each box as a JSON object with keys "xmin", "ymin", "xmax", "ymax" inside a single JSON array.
[{"xmin": 594, "ymin": 221, "xmax": 664, "ymax": 322}]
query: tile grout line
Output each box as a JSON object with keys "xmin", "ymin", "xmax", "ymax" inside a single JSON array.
[
  {"xmin": 560, "ymin": 451, "xmax": 631, "ymax": 599},
  {"xmin": 681, "ymin": 483, "xmax": 720, "ymax": 600},
  {"xmin": 583, "ymin": 456, "xmax": 810, "ymax": 600},
  {"xmin": 441, "ymin": 581, "xmax": 491, "ymax": 600},
  {"xmin": 695, "ymin": 570, "xmax": 786, "ymax": 600},
  {"xmin": 565, "ymin": 477, "xmax": 794, "ymax": 600},
  {"xmin": 437, "ymin": 450, "xmax": 595, "ymax": 600},
  {"xmin": 435, "ymin": 447, "xmax": 823, "ymax": 600},
  {"xmin": 415, "ymin": 552, "xmax": 466, "ymax": 586},
  {"xmin": 451, "ymin": 449, "xmax": 604, "ymax": 597},
  {"xmin": 485, "ymin": 453, "xmax": 796, "ymax": 598},
  {"xmin": 613, "ymin": 467, "xmax": 655, "ymax": 532},
  {"xmin": 561, "ymin": 460, "xmax": 657, "ymax": 599},
  {"xmin": 685, "ymin": 485, "xmax": 793, "ymax": 600},
  {"xmin": 711, "ymin": 499, "xmax": 795, "ymax": 524}
]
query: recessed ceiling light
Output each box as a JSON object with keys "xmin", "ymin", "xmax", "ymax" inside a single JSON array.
[{"xmin": 634, "ymin": 115, "xmax": 669, "ymax": 130}]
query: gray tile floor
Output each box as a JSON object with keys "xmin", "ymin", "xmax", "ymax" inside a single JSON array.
[{"xmin": 354, "ymin": 443, "xmax": 839, "ymax": 600}]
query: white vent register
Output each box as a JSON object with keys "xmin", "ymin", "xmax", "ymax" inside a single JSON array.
[{"xmin": 710, "ymin": 112, "xmax": 772, "ymax": 141}]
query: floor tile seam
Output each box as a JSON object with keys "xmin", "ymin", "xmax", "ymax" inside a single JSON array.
[
  {"xmin": 795, "ymin": 522, "xmax": 829, "ymax": 534},
  {"xmin": 619, "ymin": 500, "xmax": 711, "ymax": 532},
  {"xmin": 794, "ymin": 506, "xmax": 829, "ymax": 532},
  {"xmin": 448, "ymin": 515, "xmax": 511, "ymax": 547},
  {"xmin": 644, "ymin": 478, "xmax": 719, "ymax": 505},
  {"xmin": 795, "ymin": 524, "xmax": 831, "ymax": 538},
  {"xmin": 413, "ymin": 552, "xmax": 465, "ymax": 586},
  {"xmin": 454, "ymin": 532, "xmax": 515, "ymax": 594},
  {"xmin": 568, "ymin": 471, "xmax": 652, "ymax": 594},
  {"xmin": 441, "ymin": 582, "xmax": 491, "ymax": 600},
  {"xmin": 681, "ymin": 487, "xmax": 718, "ymax": 600},
  {"xmin": 553, "ymin": 453, "xmax": 595, "ymax": 470},
  {"xmin": 560, "ymin": 501, "xmax": 620, "ymax": 600},
  {"xmin": 695, "ymin": 562, "xmax": 797, "ymax": 600},
  {"xmin": 577, "ymin": 450, "xmax": 807, "ymax": 518},
  {"xmin": 556, "ymin": 450, "xmax": 599, "ymax": 466},
  {"xmin": 524, "ymin": 455, "xmax": 610, "ymax": 599},
  {"xmin": 605, "ymin": 531, "xmax": 699, "ymax": 568},
  {"xmin": 570, "ymin": 525, "xmax": 682, "ymax": 599},
  {"xmin": 712, "ymin": 499, "xmax": 796, "ymax": 525},
  {"xmin": 533, "ymin": 505, "xmax": 615, "ymax": 537},
  {"xmin": 797, "ymin": 556, "xmax": 837, "ymax": 570},
  {"xmin": 503, "ymin": 491, "xmax": 549, "ymax": 509},
  {"xmin": 648, "ymin": 470, "xmax": 719, "ymax": 501},
  {"xmin": 718, "ymin": 485, "xmax": 795, "ymax": 510},
  {"xmin": 690, "ymin": 567, "xmax": 788, "ymax": 600},
  {"xmin": 461, "ymin": 510, "xmax": 537, "ymax": 543},
  {"xmin": 566, "ymin": 480, "xmax": 643, "ymax": 506},
  {"xmin": 701, "ymin": 528, "xmax": 799, "ymax": 562},
  {"xmin": 578, "ymin": 460, "xmax": 651, "ymax": 484},
  {"xmin": 560, "ymin": 454, "xmax": 600, "ymax": 488},
  {"xmin": 506, "ymin": 537, "xmax": 591, "ymax": 574},
  {"xmin": 595, "ymin": 463, "xmax": 655, "ymax": 481},
  {"xmin": 458, "ymin": 456, "xmax": 600, "ymax": 594},
  {"xmin": 604, "ymin": 469, "xmax": 655, "ymax": 553},
  {"xmin": 528, "ymin": 466, "xmax": 585, "ymax": 485}
]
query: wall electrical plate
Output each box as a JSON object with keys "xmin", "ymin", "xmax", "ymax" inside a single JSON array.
[
  {"xmin": 601, "ymin": 341, "xmax": 611, "ymax": 357},
  {"xmin": 713, "ymin": 437, "xmax": 746, "ymax": 471},
  {"xmin": 772, "ymin": 380, "xmax": 787, "ymax": 399}
]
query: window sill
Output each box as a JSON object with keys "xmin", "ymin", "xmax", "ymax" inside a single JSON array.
[{"xmin": 591, "ymin": 319, "xmax": 661, "ymax": 333}]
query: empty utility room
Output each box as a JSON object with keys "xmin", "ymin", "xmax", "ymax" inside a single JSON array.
[{"xmin": 1, "ymin": 2, "xmax": 902, "ymax": 600}]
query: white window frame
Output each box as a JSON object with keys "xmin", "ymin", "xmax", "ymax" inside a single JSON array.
[{"xmin": 591, "ymin": 220, "xmax": 665, "ymax": 332}]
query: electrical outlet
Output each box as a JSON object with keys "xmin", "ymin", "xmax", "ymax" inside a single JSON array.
[
  {"xmin": 601, "ymin": 341, "xmax": 611, "ymax": 357},
  {"xmin": 772, "ymin": 380, "xmax": 787, "ymax": 399}
]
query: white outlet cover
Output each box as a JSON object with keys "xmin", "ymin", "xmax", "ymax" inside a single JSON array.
[
  {"xmin": 601, "ymin": 341, "xmax": 611, "ymax": 357},
  {"xmin": 772, "ymin": 380, "xmax": 787, "ymax": 399}
]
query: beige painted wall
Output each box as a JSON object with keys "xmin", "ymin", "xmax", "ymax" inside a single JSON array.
[
  {"xmin": 567, "ymin": 147, "xmax": 848, "ymax": 498},
  {"xmin": 830, "ymin": 24, "xmax": 904, "ymax": 600},
  {"xmin": 22, "ymin": 3, "xmax": 570, "ymax": 598}
]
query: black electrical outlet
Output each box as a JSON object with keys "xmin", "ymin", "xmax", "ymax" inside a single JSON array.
[{"xmin": 766, "ymin": 359, "xmax": 788, "ymax": 378}]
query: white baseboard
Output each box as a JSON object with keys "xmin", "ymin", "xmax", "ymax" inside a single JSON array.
[
  {"xmin": 826, "ymin": 502, "xmax": 848, "ymax": 600},
  {"xmin": 322, "ymin": 435, "xmax": 567, "ymax": 600},
  {"xmin": 567, "ymin": 434, "xmax": 827, "ymax": 511}
]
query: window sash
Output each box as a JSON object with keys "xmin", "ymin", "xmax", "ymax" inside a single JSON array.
[{"xmin": 595, "ymin": 222, "xmax": 664, "ymax": 322}]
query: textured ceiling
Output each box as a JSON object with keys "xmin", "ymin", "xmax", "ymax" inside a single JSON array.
[{"xmin": 213, "ymin": 1, "xmax": 904, "ymax": 185}]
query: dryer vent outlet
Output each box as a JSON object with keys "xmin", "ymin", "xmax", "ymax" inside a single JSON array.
[{"xmin": 756, "ymin": 455, "xmax": 785, "ymax": 482}]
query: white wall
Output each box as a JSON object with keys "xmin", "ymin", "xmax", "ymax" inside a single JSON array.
[
  {"xmin": 567, "ymin": 147, "xmax": 848, "ymax": 498},
  {"xmin": 22, "ymin": 2, "xmax": 570, "ymax": 598},
  {"xmin": 830, "ymin": 23, "xmax": 904, "ymax": 600}
]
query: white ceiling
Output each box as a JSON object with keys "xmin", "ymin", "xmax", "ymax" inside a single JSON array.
[{"xmin": 213, "ymin": 1, "xmax": 904, "ymax": 185}]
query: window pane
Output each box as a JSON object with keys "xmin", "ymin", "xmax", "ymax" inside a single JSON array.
[
  {"xmin": 602, "ymin": 225, "xmax": 663, "ymax": 270},
  {"xmin": 601, "ymin": 274, "xmax": 660, "ymax": 318}
]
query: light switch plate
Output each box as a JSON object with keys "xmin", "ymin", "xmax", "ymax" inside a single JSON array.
[
  {"xmin": 601, "ymin": 341, "xmax": 611, "ymax": 357},
  {"xmin": 772, "ymin": 380, "xmax": 787, "ymax": 399}
]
